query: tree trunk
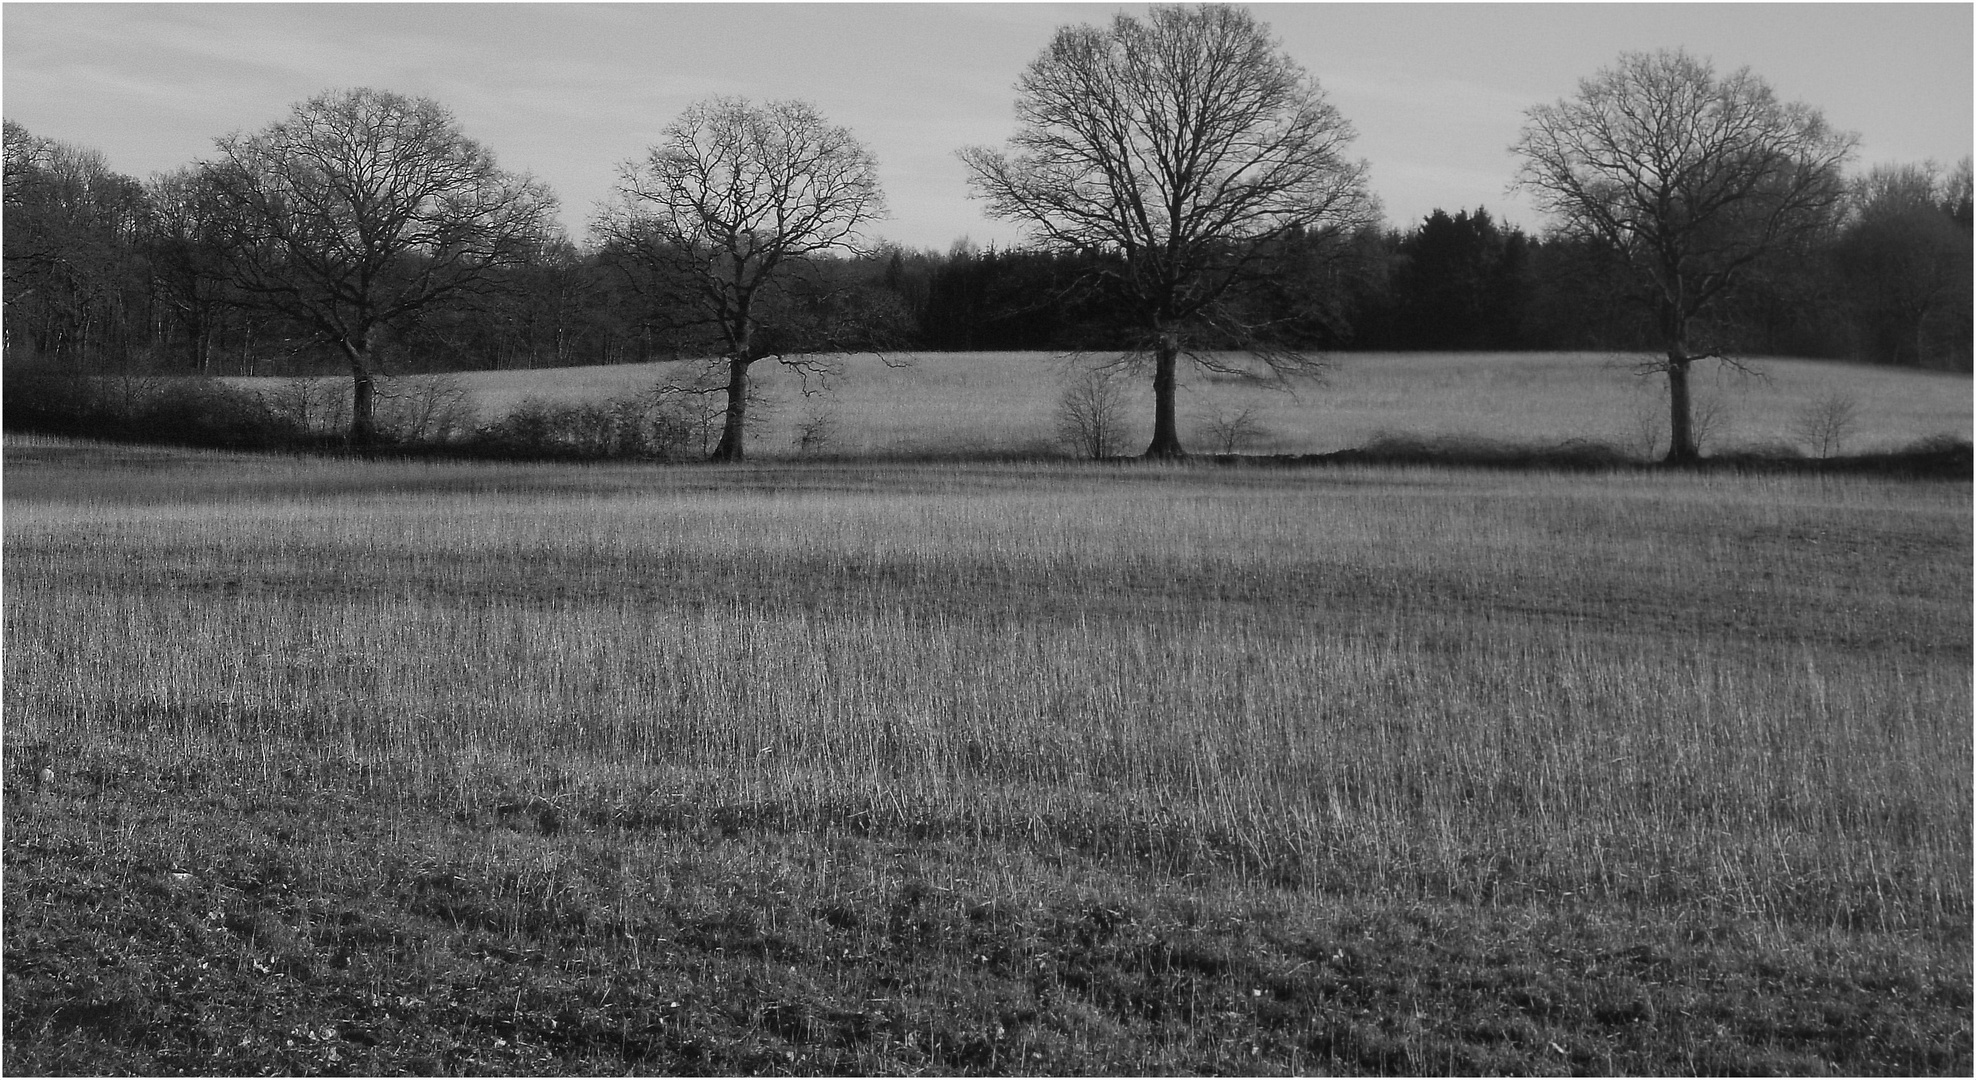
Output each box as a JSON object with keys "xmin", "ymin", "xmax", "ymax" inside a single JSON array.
[
  {"xmin": 345, "ymin": 331, "xmax": 378, "ymax": 451},
  {"xmin": 184, "ymin": 314, "xmax": 207, "ymax": 374},
  {"xmin": 1143, "ymin": 331, "xmax": 1185, "ymax": 458},
  {"xmin": 711, "ymin": 299, "xmax": 756, "ymax": 463},
  {"xmin": 1659, "ymin": 296, "xmax": 1700, "ymax": 465},
  {"xmin": 350, "ymin": 367, "xmax": 377, "ymax": 450},
  {"xmin": 711, "ymin": 355, "xmax": 752, "ymax": 462},
  {"xmin": 1664, "ymin": 351, "xmax": 1697, "ymax": 464}
]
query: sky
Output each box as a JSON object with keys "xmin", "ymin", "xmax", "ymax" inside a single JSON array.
[{"xmin": 4, "ymin": 3, "xmax": 1971, "ymax": 252}]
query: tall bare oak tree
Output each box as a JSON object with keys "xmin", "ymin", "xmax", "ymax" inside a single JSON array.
[
  {"xmin": 961, "ymin": 4, "xmax": 1374, "ymax": 457},
  {"xmin": 208, "ymin": 88, "xmax": 556, "ymax": 448},
  {"xmin": 1513, "ymin": 49, "xmax": 1855, "ymax": 463},
  {"xmin": 600, "ymin": 97, "xmax": 886, "ymax": 462}
]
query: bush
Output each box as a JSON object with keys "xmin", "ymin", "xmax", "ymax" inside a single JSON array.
[
  {"xmin": 3, "ymin": 362, "xmax": 306, "ymax": 450},
  {"xmin": 1625, "ymin": 373, "xmax": 1742, "ymax": 458},
  {"xmin": 476, "ymin": 400, "xmax": 614, "ymax": 458},
  {"xmin": 1792, "ymin": 392, "xmax": 1861, "ymax": 459},
  {"xmin": 1357, "ymin": 433, "xmax": 1637, "ymax": 470},
  {"xmin": 1056, "ymin": 367, "xmax": 1134, "ymax": 459},
  {"xmin": 1715, "ymin": 440, "xmax": 1806, "ymax": 460},
  {"xmin": 1900, "ymin": 433, "xmax": 1972, "ymax": 456},
  {"xmin": 375, "ymin": 374, "xmax": 477, "ymax": 445},
  {"xmin": 260, "ymin": 379, "xmax": 351, "ymax": 439},
  {"xmin": 1192, "ymin": 400, "xmax": 1271, "ymax": 454},
  {"xmin": 124, "ymin": 378, "xmax": 301, "ymax": 449},
  {"xmin": 1846, "ymin": 435, "xmax": 1972, "ymax": 479},
  {"xmin": 793, "ymin": 401, "xmax": 839, "ymax": 457},
  {"xmin": 3, "ymin": 363, "xmax": 99, "ymax": 436},
  {"xmin": 473, "ymin": 389, "xmax": 710, "ymax": 461}
]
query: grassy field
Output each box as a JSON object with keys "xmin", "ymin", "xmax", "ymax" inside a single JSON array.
[
  {"xmin": 225, "ymin": 350, "xmax": 1974, "ymax": 459},
  {"xmin": 4, "ymin": 430, "xmax": 1969, "ymax": 1074}
]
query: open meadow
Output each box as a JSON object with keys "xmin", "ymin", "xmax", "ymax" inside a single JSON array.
[
  {"xmin": 3, "ymin": 423, "xmax": 1969, "ymax": 1074},
  {"xmin": 224, "ymin": 350, "xmax": 1974, "ymax": 460}
]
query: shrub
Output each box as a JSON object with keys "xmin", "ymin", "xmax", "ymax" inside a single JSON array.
[
  {"xmin": 1900, "ymin": 433, "xmax": 1972, "ymax": 456},
  {"xmin": 475, "ymin": 399, "xmax": 612, "ymax": 458},
  {"xmin": 793, "ymin": 401, "xmax": 839, "ymax": 456},
  {"xmin": 1192, "ymin": 400, "xmax": 1270, "ymax": 454},
  {"xmin": 3, "ymin": 362, "xmax": 100, "ymax": 436},
  {"xmin": 1792, "ymin": 392, "xmax": 1861, "ymax": 459},
  {"xmin": 260, "ymin": 379, "xmax": 351, "ymax": 439},
  {"xmin": 1626, "ymin": 372, "xmax": 1740, "ymax": 458},
  {"xmin": 1358, "ymin": 433, "xmax": 1636, "ymax": 470},
  {"xmin": 1056, "ymin": 367, "xmax": 1134, "ymax": 459},
  {"xmin": 1623, "ymin": 382, "xmax": 1666, "ymax": 460},
  {"xmin": 123, "ymin": 378, "xmax": 300, "ymax": 449},
  {"xmin": 1716, "ymin": 440, "xmax": 1806, "ymax": 460},
  {"xmin": 473, "ymin": 388, "xmax": 714, "ymax": 461},
  {"xmin": 3, "ymin": 361, "xmax": 305, "ymax": 450},
  {"xmin": 376, "ymin": 374, "xmax": 477, "ymax": 445}
]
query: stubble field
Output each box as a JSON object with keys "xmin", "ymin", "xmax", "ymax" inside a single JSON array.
[{"xmin": 4, "ymin": 415, "xmax": 1969, "ymax": 1073}]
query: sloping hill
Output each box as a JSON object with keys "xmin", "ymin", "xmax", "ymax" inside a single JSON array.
[{"xmin": 223, "ymin": 351, "xmax": 1970, "ymax": 459}]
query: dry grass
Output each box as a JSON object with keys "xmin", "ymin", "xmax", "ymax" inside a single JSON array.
[
  {"xmin": 225, "ymin": 351, "xmax": 1973, "ymax": 458},
  {"xmin": 5, "ymin": 439, "xmax": 1970, "ymax": 1073},
  {"xmin": 8, "ymin": 447, "xmax": 1968, "ymax": 919}
]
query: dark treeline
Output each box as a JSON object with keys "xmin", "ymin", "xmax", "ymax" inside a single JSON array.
[
  {"xmin": 7, "ymin": 120, "xmax": 1970, "ymax": 381},
  {"xmin": 908, "ymin": 200, "xmax": 1973, "ymax": 367}
]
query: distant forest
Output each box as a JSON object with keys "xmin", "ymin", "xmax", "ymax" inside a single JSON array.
[{"xmin": 7, "ymin": 120, "xmax": 1970, "ymax": 379}]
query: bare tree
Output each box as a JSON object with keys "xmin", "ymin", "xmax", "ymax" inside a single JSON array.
[
  {"xmin": 375, "ymin": 373, "xmax": 476, "ymax": 445},
  {"xmin": 1194, "ymin": 398, "xmax": 1269, "ymax": 454},
  {"xmin": 1513, "ymin": 49, "xmax": 1855, "ymax": 463},
  {"xmin": 961, "ymin": 4, "xmax": 1375, "ymax": 458},
  {"xmin": 1793, "ymin": 391, "xmax": 1861, "ymax": 458},
  {"xmin": 3, "ymin": 122, "xmax": 151, "ymax": 369},
  {"xmin": 1056, "ymin": 366, "xmax": 1135, "ymax": 458},
  {"xmin": 144, "ymin": 167, "xmax": 237, "ymax": 373},
  {"xmin": 598, "ymin": 97, "xmax": 886, "ymax": 462},
  {"xmin": 262, "ymin": 376, "xmax": 349, "ymax": 437},
  {"xmin": 207, "ymin": 88, "xmax": 558, "ymax": 448}
]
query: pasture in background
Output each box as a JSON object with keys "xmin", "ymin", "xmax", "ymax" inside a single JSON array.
[{"xmin": 223, "ymin": 350, "xmax": 1973, "ymax": 459}]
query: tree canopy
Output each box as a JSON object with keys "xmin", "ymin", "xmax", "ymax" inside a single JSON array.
[
  {"xmin": 207, "ymin": 87, "xmax": 558, "ymax": 446},
  {"xmin": 599, "ymin": 96, "xmax": 887, "ymax": 461},
  {"xmin": 1833, "ymin": 160, "xmax": 1974, "ymax": 368},
  {"xmin": 962, "ymin": 4, "xmax": 1376, "ymax": 457},
  {"xmin": 1513, "ymin": 49, "xmax": 1856, "ymax": 462}
]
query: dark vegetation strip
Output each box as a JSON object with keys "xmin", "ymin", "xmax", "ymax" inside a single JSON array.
[
  {"xmin": 5, "ymin": 366, "xmax": 1971, "ymax": 477},
  {"xmin": 1232, "ymin": 437, "xmax": 1974, "ymax": 480}
]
